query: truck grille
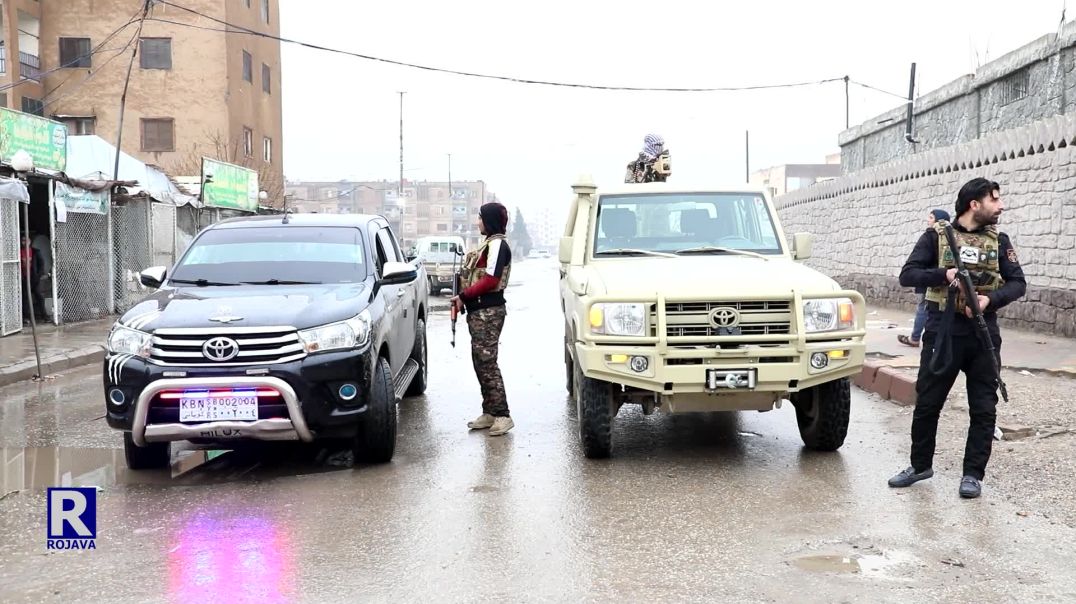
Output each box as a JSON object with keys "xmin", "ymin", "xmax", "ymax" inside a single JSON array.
[
  {"xmin": 150, "ymin": 327, "xmax": 306, "ymax": 366},
  {"xmin": 662, "ymin": 300, "xmax": 793, "ymax": 339}
]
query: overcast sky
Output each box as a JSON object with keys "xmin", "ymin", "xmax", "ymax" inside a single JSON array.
[{"xmin": 279, "ymin": 0, "xmax": 1069, "ymax": 215}]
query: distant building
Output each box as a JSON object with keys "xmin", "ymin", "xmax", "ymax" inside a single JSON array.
[
  {"xmin": 750, "ymin": 156, "xmax": 842, "ymax": 198},
  {"xmin": 284, "ymin": 180, "xmax": 500, "ymax": 249}
]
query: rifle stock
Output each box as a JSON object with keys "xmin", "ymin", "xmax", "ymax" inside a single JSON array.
[{"xmin": 942, "ymin": 223, "xmax": 1009, "ymax": 402}]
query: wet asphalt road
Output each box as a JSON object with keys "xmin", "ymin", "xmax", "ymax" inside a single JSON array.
[{"xmin": 2, "ymin": 259, "xmax": 1076, "ymax": 603}]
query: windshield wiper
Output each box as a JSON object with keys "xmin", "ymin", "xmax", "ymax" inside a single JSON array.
[
  {"xmin": 674, "ymin": 246, "xmax": 770, "ymax": 260},
  {"xmin": 596, "ymin": 248, "xmax": 678, "ymax": 258},
  {"xmin": 240, "ymin": 279, "xmax": 323, "ymax": 285},
  {"xmin": 170, "ymin": 278, "xmax": 239, "ymax": 286}
]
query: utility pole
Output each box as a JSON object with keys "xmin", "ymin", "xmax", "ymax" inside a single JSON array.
[
  {"xmin": 844, "ymin": 75, "xmax": 850, "ymax": 130},
  {"xmin": 745, "ymin": 130, "xmax": 750, "ymax": 183},
  {"xmin": 398, "ymin": 91, "xmax": 405, "ymax": 196}
]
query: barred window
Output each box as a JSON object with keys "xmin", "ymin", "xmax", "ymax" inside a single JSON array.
[{"xmin": 999, "ymin": 69, "xmax": 1030, "ymax": 106}]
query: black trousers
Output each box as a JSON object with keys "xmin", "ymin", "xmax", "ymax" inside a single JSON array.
[{"xmin": 911, "ymin": 331, "xmax": 1001, "ymax": 481}]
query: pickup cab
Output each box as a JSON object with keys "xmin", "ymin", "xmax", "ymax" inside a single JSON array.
[{"xmin": 559, "ymin": 177, "xmax": 866, "ymax": 458}]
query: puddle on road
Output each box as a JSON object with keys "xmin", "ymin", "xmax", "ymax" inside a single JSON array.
[
  {"xmin": 1, "ymin": 444, "xmax": 349, "ymax": 495},
  {"xmin": 791, "ymin": 550, "xmax": 919, "ymax": 579}
]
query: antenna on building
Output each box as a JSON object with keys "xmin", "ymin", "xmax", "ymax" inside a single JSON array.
[{"xmin": 904, "ymin": 62, "xmax": 920, "ymax": 145}]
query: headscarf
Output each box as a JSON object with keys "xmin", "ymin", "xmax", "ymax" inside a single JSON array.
[
  {"xmin": 480, "ymin": 202, "xmax": 509, "ymax": 236},
  {"xmin": 641, "ymin": 134, "xmax": 664, "ymax": 160},
  {"xmin": 930, "ymin": 209, "xmax": 951, "ymax": 223}
]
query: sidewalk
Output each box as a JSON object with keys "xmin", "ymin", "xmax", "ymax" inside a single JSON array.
[
  {"xmin": 0, "ymin": 319, "xmax": 113, "ymax": 388},
  {"xmin": 863, "ymin": 305, "xmax": 1076, "ymax": 377}
]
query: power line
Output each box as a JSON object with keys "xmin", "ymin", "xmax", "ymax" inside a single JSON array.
[
  {"xmin": 42, "ymin": 27, "xmax": 142, "ymax": 111},
  {"xmin": 0, "ymin": 16, "xmax": 142, "ymax": 95},
  {"xmin": 151, "ymin": 2, "xmax": 848, "ymax": 93},
  {"xmin": 849, "ymin": 79, "xmax": 908, "ymax": 100}
]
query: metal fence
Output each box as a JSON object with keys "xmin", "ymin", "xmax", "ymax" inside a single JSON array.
[
  {"xmin": 0, "ymin": 198, "xmax": 20, "ymax": 335},
  {"xmin": 151, "ymin": 203, "xmax": 178, "ymax": 268},
  {"xmin": 54, "ymin": 212, "xmax": 111, "ymax": 324},
  {"xmin": 112, "ymin": 199, "xmax": 153, "ymax": 314}
]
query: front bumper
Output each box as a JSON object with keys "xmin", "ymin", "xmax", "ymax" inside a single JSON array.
[
  {"xmin": 575, "ymin": 339, "xmax": 865, "ymax": 395},
  {"xmin": 103, "ymin": 346, "xmax": 374, "ymax": 445}
]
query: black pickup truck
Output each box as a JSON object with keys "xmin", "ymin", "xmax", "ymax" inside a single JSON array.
[{"xmin": 103, "ymin": 213, "xmax": 429, "ymax": 469}]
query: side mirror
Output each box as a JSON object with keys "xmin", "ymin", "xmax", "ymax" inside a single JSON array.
[
  {"xmin": 792, "ymin": 232, "xmax": 814, "ymax": 261},
  {"xmin": 140, "ymin": 266, "xmax": 167, "ymax": 289},
  {"xmin": 559, "ymin": 237, "xmax": 573, "ymax": 264},
  {"xmin": 381, "ymin": 261, "xmax": 418, "ymax": 285}
]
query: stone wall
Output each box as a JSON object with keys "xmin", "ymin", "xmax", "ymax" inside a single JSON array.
[
  {"xmin": 840, "ymin": 24, "xmax": 1076, "ymax": 173},
  {"xmin": 777, "ymin": 114, "xmax": 1076, "ymax": 337}
]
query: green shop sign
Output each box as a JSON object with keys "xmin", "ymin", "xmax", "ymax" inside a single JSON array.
[
  {"xmin": 201, "ymin": 158, "xmax": 259, "ymax": 212},
  {"xmin": 0, "ymin": 108, "xmax": 68, "ymax": 172}
]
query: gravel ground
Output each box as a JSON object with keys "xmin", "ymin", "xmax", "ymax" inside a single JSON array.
[{"xmin": 884, "ymin": 367, "xmax": 1076, "ymax": 528}]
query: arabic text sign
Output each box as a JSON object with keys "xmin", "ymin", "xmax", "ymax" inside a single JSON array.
[
  {"xmin": 202, "ymin": 158, "xmax": 258, "ymax": 212},
  {"xmin": 0, "ymin": 108, "xmax": 68, "ymax": 172}
]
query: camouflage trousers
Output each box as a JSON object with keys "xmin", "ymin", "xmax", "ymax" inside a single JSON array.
[{"xmin": 467, "ymin": 305, "xmax": 509, "ymax": 417}]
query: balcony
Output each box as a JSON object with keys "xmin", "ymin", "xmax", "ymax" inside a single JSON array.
[{"xmin": 19, "ymin": 52, "xmax": 41, "ymax": 82}]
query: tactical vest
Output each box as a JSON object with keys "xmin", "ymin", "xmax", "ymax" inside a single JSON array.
[
  {"xmin": 461, "ymin": 234, "xmax": 511, "ymax": 292},
  {"xmin": 924, "ymin": 220, "xmax": 1003, "ymax": 311}
]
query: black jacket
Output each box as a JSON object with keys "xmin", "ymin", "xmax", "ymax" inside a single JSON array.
[{"xmin": 898, "ymin": 223, "xmax": 1026, "ymax": 336}]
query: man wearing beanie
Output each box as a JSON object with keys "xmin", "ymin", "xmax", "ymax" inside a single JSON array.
[
  {"xmin": 452, "ymin": 202, "xmax": 514, "ymax": 436},
  {"xmin": 888, "ymin": 178, "xmax": 1026, "ymax": 499}
]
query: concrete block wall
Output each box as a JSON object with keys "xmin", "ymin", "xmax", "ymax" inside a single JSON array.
[{"xmin": 777, "ymin": 113, "xmax": 1076, "ymax": 337}]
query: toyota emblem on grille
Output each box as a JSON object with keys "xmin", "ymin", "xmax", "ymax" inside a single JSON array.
[
  {"xmin": 203, "ymin": 337, "xmax": 240, "ymax": 362},
  {"xmin": 709, "ymin": 307, "xmax": 741, "ymax": 328}
]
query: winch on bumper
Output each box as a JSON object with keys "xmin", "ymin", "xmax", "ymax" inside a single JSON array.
[{"xmin": 103, "ymin": 345, "xmax": 376, "ymax": 447}]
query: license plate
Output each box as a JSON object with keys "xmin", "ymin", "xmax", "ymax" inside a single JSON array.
[{"xmin": 179, "ymin": 396, "xmax": 258, "ymax": 422}]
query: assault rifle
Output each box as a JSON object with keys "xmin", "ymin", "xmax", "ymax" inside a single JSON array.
[
  {"xmin": 942, "ymin": 223, "xmax": 1009, "ymax": 403},
  {"xmin": 450, "ymin": 247, "xmax": 463, "ymax": 348}
]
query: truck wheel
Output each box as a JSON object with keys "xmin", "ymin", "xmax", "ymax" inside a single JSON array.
[
  {"xmin": 791, "ymin": 377, "xmax": 851, "ymax": 451},
  {"xmin": 123, "ymin": 432, "xmax": 170, "ymax": 470},
  {"xmin": 574, "ymin": 362, "xmax": 613, "ymax": 459},
  {"xmin": 405, "ymin": 318, "xmax": 428, "ymax": 396},
  {"xmin": 354, "ymin": 356, "xmax": 397, "ymax": 463}
]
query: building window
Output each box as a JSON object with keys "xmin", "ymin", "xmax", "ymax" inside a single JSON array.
[
  {"xmin": 262, "ymin": 64, "xmax": 271, "ymax": 93},
  {"xmin": 436, "ymin": 224, "xmax": 448, "ymax": 232},
  {"xmin": 242, "ymin": 51, "xmax": 252, "ymax": 82},
  {"xmin": 1000, "ymin": 69, "xmax": 1030, "ymax": 106},
  {"xmin": 141, "ymin": 118, "xmax": 175, "ymax": 152},
  {"xmin": 263, "ymin": 137, "xmax": 272, "ymax": 163},
  {"xmin": 21, "ymin": 97, "xmax": 44, "ymax": 116},
  {"xmin": 261, "ymin": 0, "xmax": 271, "ymax": 23},
  {"xmin": 243, "ymin": 127, "xmax": 254, "ymax": 157},
  {"xmin": 140, "ymin": 38, "xmax": 172, "ymax": 70},
  {"xmin": 246, "ymin": 0, "xmax": 251, "ymax": 6},
  {"xmin": 59, "ymin": 38, "xmax": 92, "ymax": 68},
  {"xmin": 60, "ymin": 116, "xmax": 96, "ymax": 135},
  {"xmin": 0, "ymin": 94, "xmax": 7, "ymax": 108}
]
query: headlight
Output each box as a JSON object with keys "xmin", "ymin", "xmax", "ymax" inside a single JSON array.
[
  {"xmin": 590, "ymin": 303, "xmax": 646, "ymax": 336},
  {"xmin": 298, "ymin": 310, "xmax": 372, "ymax": 353},
  {"xmin": 108, "ymin": 325, "xmax": 152, "ymax": 358},
  {"xmin": 803, "ymin": 298, "xmax": 855, "ymax": 333}
]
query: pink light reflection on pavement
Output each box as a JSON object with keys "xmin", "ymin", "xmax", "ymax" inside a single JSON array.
[{"xmin": 167, "ymin": 514, "xmax": 295, "ymax": 603}]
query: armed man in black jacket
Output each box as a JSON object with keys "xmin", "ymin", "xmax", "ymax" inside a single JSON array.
[{"xmin": 887, "ymin": 178, "xmax": 1026, "ymax": 499}]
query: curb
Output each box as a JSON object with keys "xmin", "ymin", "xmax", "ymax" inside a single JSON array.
[
  {"xmin": 853, "ymin": 360, "xmax": 918, "ymax": 407},
  {"xmin": 0, "ymin": 345, "xmax": 106, "ymax": 389}
]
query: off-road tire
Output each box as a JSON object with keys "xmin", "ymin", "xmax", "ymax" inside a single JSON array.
[
  {"xmin": 792, "ymin": 377, "xmax": 851, "ymax": 451},
  {"xmin": 405, "ymin": 318, "xmax": 428, "ymax": 396},
  {"xmin": 574, "ymin": 362, "xmax": 613, "ymax": 459},
  {"xmin": 123, "ymin": 432, "xmax": 170, "ymax": 470},
  {"xmin": 354, "ymin": 356, "xmax": 397, "ymax": 463}
]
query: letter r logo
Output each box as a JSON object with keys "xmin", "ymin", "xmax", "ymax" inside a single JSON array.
[{"xmin": 47, "ymin": 488, "xmax": 97, "ymax": 539}]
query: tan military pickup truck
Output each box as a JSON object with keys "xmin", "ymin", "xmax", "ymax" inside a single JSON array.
[{"xmin": 559, "ymin": 177, "xmax": 866, "ymax": 458}]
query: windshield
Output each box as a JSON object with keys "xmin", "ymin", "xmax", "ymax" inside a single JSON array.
[
  {"xmin": 170, "ymin": 226, "xmax": 367, "ymax": 285},
  {"xmin": 592, "ymin": 193, "xmax": 782, "ymax": 256}
]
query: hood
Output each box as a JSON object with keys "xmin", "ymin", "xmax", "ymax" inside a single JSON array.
[
  {"xmin": 118, "ymin": 283, "xmax": 370, "ymax": 332},
  {"xmin": 582, "ymin": 256, "xmax": 841, "ymax": 298}
]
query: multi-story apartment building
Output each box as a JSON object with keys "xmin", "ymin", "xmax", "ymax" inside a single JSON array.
[
  {"xmin": 284, "ymin": 179, "xmax": 499, "ymax": 250},
  {"xmin": 0, "ymin": 0, "xmax": 284, "ymax": 200}
]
